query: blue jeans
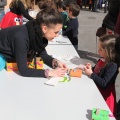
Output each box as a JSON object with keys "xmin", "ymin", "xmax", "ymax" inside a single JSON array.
[{"xmin": 0, "ymin": 10, "xmax": 5, "ymax": 21}]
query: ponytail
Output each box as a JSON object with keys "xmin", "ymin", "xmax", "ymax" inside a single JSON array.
[{"xmin": 36, "ymin": 8, "xmax": 63, "ymax": 27}]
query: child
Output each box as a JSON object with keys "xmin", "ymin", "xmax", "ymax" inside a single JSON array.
[
  {"xmin": 57, "ymin": 1, "xmax": 69, "ymax": 31},
  {"xmin": 62, "ymin": 3, "xmax": 80, "ymax": 50},
  {"xmin": 76, "ymin": 34, "xmax": 120, "ymax": 117},
  {"xmin": 0, "ymin": 0, "xmax": 34, "ymax": 29},
  {"xmin": 0, "ymin": 9, "xmax": 67, "ymax": 77}
]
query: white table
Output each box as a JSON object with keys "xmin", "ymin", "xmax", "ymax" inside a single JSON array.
[
  {"xmin": 46, "ymin": 45, "xmax": 82, "ymax": 69},
  {"xmin": 0, "ymin": 71, "xmax": 115, "ymax": 120},
  {"xmin": 0, "ymin": 42, "xmax": 116, "ymax": 120}
]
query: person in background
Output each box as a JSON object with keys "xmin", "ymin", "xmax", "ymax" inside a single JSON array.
[
  {"xmin": 64, "ymin": 0, "xmax": 77, "ymax": 4},
  {"xmin": 63, "ymin": 3, "xmax": 80, "ymax": 50},
  {"xmin": 76, "ymin": 35, "xmax": 120, "ymax": 117},
  {"xmin": 76, "ymin": 0, "xmax": 82, "ymax": 8},
  {"xmin": 96, "ymin": 0, "xmax": 120, "ymax": 37},
  {"xmin": 114, "ymin": 6, "xmax": 120, "ymax": 35},
  {"xmin": 57, "ymin": 1, "xmax": 68, "ymax": 31},
  {"xmin": 0, "ymin": 9, "xmax": 67, "ymax": 77},
  {"xmin": 0, "ymin": 0, "xmax": 7, "ymax": 22},
  {"xmin": 102, "ymin": 0, "xmax": 120, "ymax": 33},
  {"xmin": 38, "ymin": 0, "xmax": 57, "ymax": 10},
  {"xmin": 0, "ymin": 0, "xmax": 34, "ymax": 29},
  {"xmin": 89, "ymin": 0, "xmax": 92, "ymax": 10},
  {"xmin": 92, "ymin": 0, "xmax": 99, "ymax": 12}
]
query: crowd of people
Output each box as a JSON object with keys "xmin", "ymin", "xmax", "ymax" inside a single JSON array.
[{"xmin": 0, "ymin": 0, "xmax": 120, "ymax": 118}]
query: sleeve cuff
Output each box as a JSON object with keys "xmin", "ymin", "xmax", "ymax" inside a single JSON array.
[
  {"xmin": 52, "ymin": 59, "xmax": 58, "ymax": 69},
  {"xmin": 44, "ymin": 69, "xmax": 50, "ymax": 78}
]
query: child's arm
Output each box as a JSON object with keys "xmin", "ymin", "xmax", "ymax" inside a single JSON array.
[
  {"xmin": 90, "ymin": 63, "xmax": 118, "ymax": 88},
  {"xmin": 17, "ymin": 0, "xmax": 33, "ymax": 20}
]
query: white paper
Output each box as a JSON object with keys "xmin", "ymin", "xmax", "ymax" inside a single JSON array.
[{"xmin": 44, "ymin": 77, "xmax": 62, "ymax": 86}]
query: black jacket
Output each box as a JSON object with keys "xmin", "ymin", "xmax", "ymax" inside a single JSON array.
[
  {"xmin": 0, "ymin": 25, "xmax": 54, "ymax": 77},
  {"xmin": 91, "ymin": 62, "xmax": 118, "ymax": 88},
  {"xmin": 102, "ymin": 0, "xmax": 120, "ymax": 30},
  {"xmin": 63, "ymin": 18, "xmax": 79, "ymax": 45}
]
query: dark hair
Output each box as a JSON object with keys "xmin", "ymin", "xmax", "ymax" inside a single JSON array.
[
  {"xmin": 38, "ymin": 0, "xmax": 57, "ymax": 10},
  {"xmin": 65, "ymin": 0, "xmax": 76, "ymax": 5},
  {"xmin": 36, "ymin": 9, "xmax": 63, "ymax": 27},
  {"xmin": 57, "ymin": 1, "xmax": 66, "ymax": 10},
  {"xmin": 68, "ymin": 3, "xmax": 80, "ymax": 17},
  {"xmin": 99, "ymin": 34, "xmax": 119, "ymax": 64}
]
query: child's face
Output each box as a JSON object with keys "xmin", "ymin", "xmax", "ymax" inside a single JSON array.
[
  {"xmin": 68, "ymin": 10, "xmax": 72, "ymax": 18},
  {"xmin": 58, "ymin": 7, "xmax": 62, "ymax": 12},
  {"xmin": 66, "ymin": 7, "xmax": 69, "ymax": 13},
  {"xmin": 98, "ymin": 42, "xmax": 107, "ymax": 59},
  {"xmin": 66, "ymin": 7, "xmax": 73, "ymax": 18},
  {"xmin": 42, "ymin": 24, "xmax": 62, "ymax": 41}
]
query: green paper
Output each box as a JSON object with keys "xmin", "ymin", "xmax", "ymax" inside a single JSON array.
[
  {"xmin": 92, "ymin": 108, "xmax": 109, "ymax": 120},
  {"xmin": 59, "ymin": 76, "xmax": 70, "ymax": 82}
]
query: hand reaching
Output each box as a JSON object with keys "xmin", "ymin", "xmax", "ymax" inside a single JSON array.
[
  {"xmin": 56, "ymin": 60, "xmax": 68, "ymax": 71},
  {"xmin": 84, "ymin": 63, "xmax": 93, "ymax": 76},
  {"xmin": 75, "ymin": 64, "xmax": 85, "ymax": 71},
  {"xmin": 48, "ymin": 67, "xmax": 67, "ymax": 77}
]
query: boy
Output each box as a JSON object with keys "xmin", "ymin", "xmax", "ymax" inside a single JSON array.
[{"xmin": 62, "ymin": 3, "xmax": 80, "ymax": 50}]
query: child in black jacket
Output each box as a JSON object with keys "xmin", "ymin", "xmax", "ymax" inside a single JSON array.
[{"xmin": 62, "ymin": 3, "xmax": 80, "ymax": 50}]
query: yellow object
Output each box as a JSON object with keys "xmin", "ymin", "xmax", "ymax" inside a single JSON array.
[
  {"xmin": 6, "ymin": 62, "xmax": 18, "ymax": 71},
  {"xmin": 28, "ymin": 61, "xmax": 43, "ymax": 69},
  {"xmin": 6, "ymin": 58, "xmax": 43, "ymax": 71}
]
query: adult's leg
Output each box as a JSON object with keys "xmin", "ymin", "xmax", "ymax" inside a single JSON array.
[
  {"xmin": 92, "ymin": 0, "xmax": 95, "ymax": 11},
  {"xmin": 94, "ymin": 0, "xmax": 99, "ymax": 12}
]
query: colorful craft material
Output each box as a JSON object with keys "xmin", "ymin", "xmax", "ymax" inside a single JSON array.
[
  {"xmin": 92, "ymin": 108, "xmax": 109, "ymax": 120},
  {"xmin": 69, "ymin": 69, "xmax": 82, "ymax": 78},
  {"xmin": 6, "ymin": 57, "xmax": 43, "ymax": 71},
  {"xmin": 59, "ymin": 76, "xmax": 71, "ymax": 82}
]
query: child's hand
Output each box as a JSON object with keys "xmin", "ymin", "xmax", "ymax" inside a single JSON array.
[
  {"xmin": 84, "ymin": 65, "xmax": 93, "ymax": 76},
  {"xmin": 75, "ymin": 64, "xmax": 85, "ymax": 71},
  {"xmin": 85, "ymin": 63, "xmax": 92, "ymax": 69},
  {"xmin": 48, "ymin": 67, "xmax": 66, "ymax": 77},
  {"xmin": 57, "ymin": 61, "xmax": 68, "ymax": 72}
]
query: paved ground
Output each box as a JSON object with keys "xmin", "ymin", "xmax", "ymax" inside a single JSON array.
[{"xmin": 77, "ymin": 8, "xmax": 120, "ymax": 119}]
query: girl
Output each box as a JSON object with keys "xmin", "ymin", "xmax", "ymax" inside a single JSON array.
[
  {"xmin": 77, "ymin": 35, "xmax": 120, "ymax": 117},
  {"xmin": 0, "ymin": 9, "xmax": 67, "ymax": 77},
  {"xmin": 0, "ymin": 0, "xmax": 34, "ymax": 29}
]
